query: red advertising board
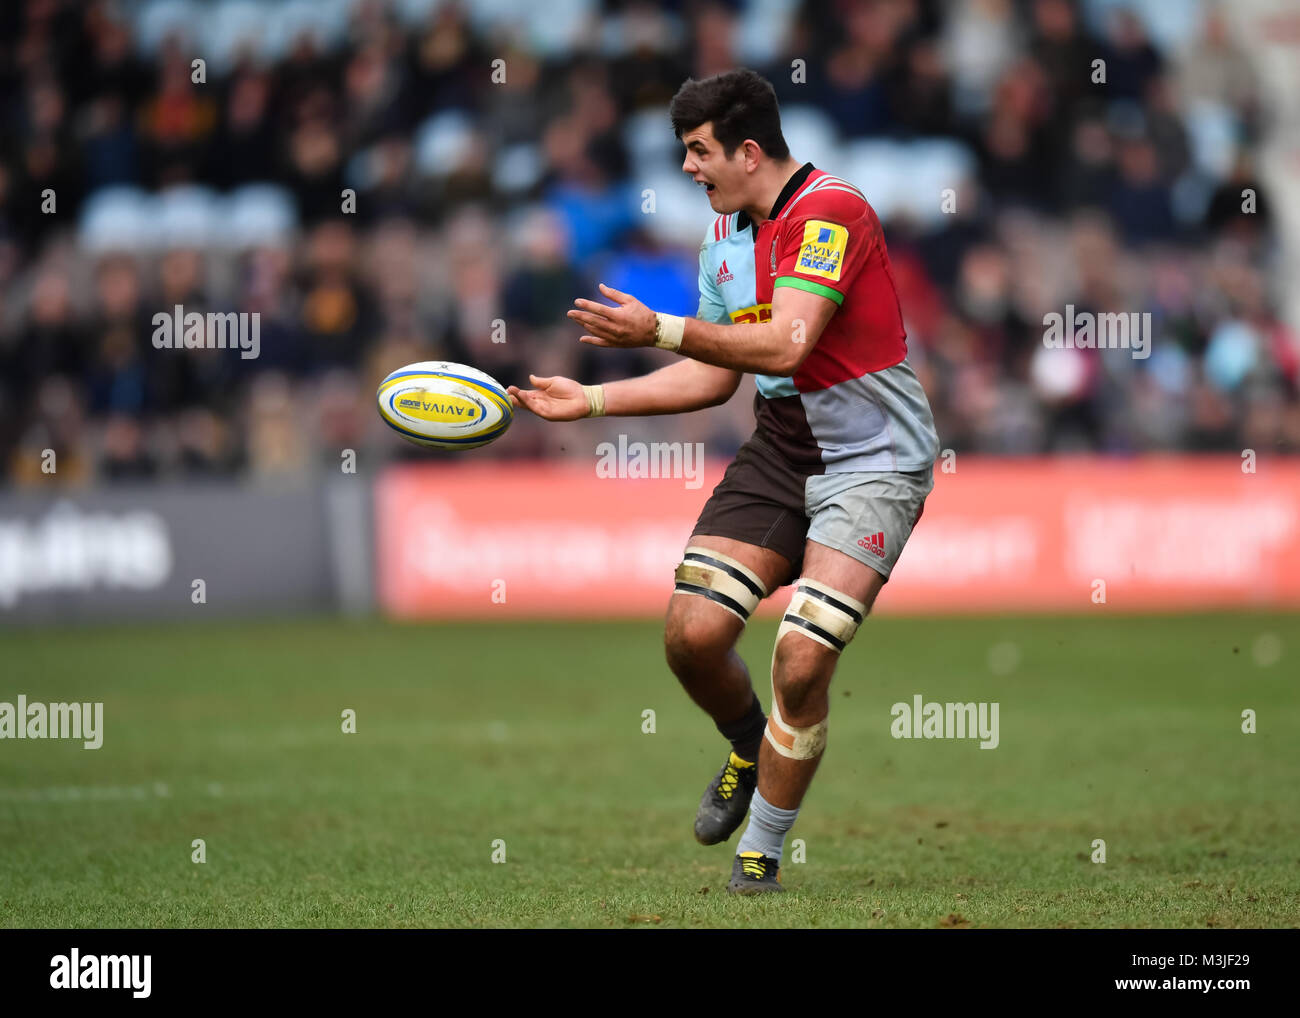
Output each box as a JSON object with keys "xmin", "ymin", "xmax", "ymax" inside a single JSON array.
[{"xmin": 376, "ymin": 458, "xmax": 1300, "ymax": 617}]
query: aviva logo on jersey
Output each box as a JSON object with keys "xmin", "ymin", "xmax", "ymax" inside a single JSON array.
[{"xmin": 797, "ymin": 220, "xmax": 848, "ymax": 282}]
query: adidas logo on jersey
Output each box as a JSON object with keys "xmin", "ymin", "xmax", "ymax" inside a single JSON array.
[
  {"xmin": 857, "ymin": 531, "xmax": 885, "ymax": 558},
  {"xmin": 715, "ymin": 260, "xmax": 734, "ymax": 286}
]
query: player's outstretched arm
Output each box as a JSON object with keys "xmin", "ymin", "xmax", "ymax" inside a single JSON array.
[
  {"xmin": 505, "ymin": 374, "xmax": 590, "ymax": 421},
  {"xmin": 570, "ymin": 282, "xmax": 837, "ymax": 376},
  {"xmin": 507, "ymin": 358, "xmax": 741, "ymax": 421}
]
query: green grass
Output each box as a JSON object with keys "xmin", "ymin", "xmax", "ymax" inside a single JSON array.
[{"xmin": 1, "ymin": 614, "xmax": 1297, "ymax": 928}]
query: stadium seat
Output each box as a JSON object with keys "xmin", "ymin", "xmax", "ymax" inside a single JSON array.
[
  {"xmin": 493, "ymin": 144, "xmax": 546, "ymax": 196},
  {"xmin": 461, "ymin": 0, "xmax": 597, "ymax": 52},
  {"xmin": 734, "ymin": 0, "xmax": 800, "ymax": 65},
  {"xmin": 78, "ymin": 187, "xmax": 154, "ymax": 254},
  {"xmin": 1183, "ymin": 100, "xmax": 1240, "ymax": 180},
  {"xmin": 414, "ymin": 111, "xmax": 478, "ymax": 179},
  {"xmin": 156, "ymin": 186, "xmax": 222, "ymax": 250},
  {"xmin": 273, "ymin": 0, "xmax": 350, "ymax": 56},
  {"xmin": 134, "ymin": 0, "xmax": 204, "ymax": 55},
  {"xmin": 839, "ymin": 139, "xmax": 904, "ymax": 221},
  {"xmin": 778, "ymin": 106, "xmax": 842, "ymax": 175},
  {"xmin": 206, "ymin": 1, "xmax": 266, "ymax": 73},
  {"xmin": 621, "ymin": 107, "xmax": 681, "ymax": 177},
  {"xmin": 635, "ymin": 170, "xmax": 711, "ymax": 248},
  {"xmin": 897, "ymin": 139, "xmax": 979, "ymax": 227},
  {"xmin": 222, "ymin": 185, "xmax": 300, "ymax": 249}
]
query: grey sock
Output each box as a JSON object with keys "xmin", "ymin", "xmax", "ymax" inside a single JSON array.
[{"xmin": 736, "ymin": 789, "xmax": 799, "ymax": 863}]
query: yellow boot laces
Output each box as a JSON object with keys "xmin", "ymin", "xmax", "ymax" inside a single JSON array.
[{"xmin": 717, "ymin": 752, "xmax": 753, "ymax": 800}]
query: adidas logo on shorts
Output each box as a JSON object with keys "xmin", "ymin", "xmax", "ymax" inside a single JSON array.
[{"xmin": 857, "ymin": 531, "xmax": 885, "ymax": 558}]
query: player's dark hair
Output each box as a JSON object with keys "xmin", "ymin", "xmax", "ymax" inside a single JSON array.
[{"xmin": 669, "ymin": 69, "xmax": 790, "ymax": 160}]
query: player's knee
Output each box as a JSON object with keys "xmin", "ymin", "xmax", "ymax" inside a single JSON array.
[
  {"xmin": 765, "ymin": 690, "xmax": 829, "ymax": 760},
  {"xmin": 772, "ymin": 638, "xmax": 833, "ymax": 718},
  {"xmin": 777, "ymin": 578, "xmax": 867, "ymax": 655},
  {"xmin": 665, "ymin": 545, "xmax": 769, "ymax": 674},
  {"xmin": 770, "ymin": 577, "xmax": 868, "ymax": 718},
  {"xmin": 664, "ymin": 600, "xmax": 734, "ymax": 675},
  {"xmin": 671, "ymin": 545, "xmax": 768, "ymax": 626}
]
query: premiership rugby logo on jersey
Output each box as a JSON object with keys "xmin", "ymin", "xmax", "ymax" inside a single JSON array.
[{"xmin": 797, "ymin": 220, "xmax": 847, "ymax": 282}]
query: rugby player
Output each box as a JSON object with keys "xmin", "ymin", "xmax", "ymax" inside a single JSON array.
[{"xmin": 507, "ymin": 68, "xmax": 939, "ymax": 894}]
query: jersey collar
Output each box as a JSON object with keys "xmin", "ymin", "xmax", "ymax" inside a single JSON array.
[{"xmin": 739, "ymin": 162, "xmax": 816, "ymax": 238}]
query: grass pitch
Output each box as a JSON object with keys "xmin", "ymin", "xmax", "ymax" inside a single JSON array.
[{"xmin": 1, "ymin": 613, "xmax": 1297, "ymax": 928}]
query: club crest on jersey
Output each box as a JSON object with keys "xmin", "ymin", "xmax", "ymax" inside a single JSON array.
[
  {"xmin": 715, "ymin": 260, "xmax": 734, "ymax": 286},
  {"xmin": 797, "ymin": 219, "xmax": 847, "ymax": 282}
]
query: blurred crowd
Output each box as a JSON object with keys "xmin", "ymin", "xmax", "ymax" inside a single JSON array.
[{"xmin": 1, "ymin": 0, "xmax": 1296, "ymax": 487}]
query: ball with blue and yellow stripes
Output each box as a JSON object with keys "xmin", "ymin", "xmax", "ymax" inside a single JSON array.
[{"xmin": 376, "ymin": 361, "xmax": 513, "ymax": 450}]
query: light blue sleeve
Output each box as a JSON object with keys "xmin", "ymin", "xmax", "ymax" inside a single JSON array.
[{"xmin": 695, "ymin": 241, "xmax": 730, "ymax": 324}]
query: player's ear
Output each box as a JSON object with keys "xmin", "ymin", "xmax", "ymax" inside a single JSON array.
[{"xmin": 742, "ymin": 139, "xmax": 762, "ymax": 172}]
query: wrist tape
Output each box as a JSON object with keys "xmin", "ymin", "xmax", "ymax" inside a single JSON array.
[
  {"xmin": 581, "ymin": 383, "xmax": 606, "ymax": 418},
  {"xmin": 654, "ymin": 313, "xmax": 685, "ymax": 351}
]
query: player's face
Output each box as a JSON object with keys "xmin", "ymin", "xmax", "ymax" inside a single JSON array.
[{"xmin": 681, "ymin": 124, "xmax": 748, "ymax": 214}]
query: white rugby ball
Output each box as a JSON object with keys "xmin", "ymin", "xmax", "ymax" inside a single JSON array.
[{"xmin": 376, "ymin": 361, "xmax": 513, "ymax": 450}]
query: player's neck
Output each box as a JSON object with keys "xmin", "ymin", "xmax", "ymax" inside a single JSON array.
[{"xmin": 744, "ymin": 157, "xmax": 805, "ymax": 228}]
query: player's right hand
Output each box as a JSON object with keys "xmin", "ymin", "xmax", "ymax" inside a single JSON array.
[{"xmin": 506, "ymin": 375, "xmax": 590, "ymax": 421}]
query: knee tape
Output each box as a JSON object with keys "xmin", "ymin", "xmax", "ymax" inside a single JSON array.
[
  {"xmin": 673, "ymin": 546, "xmax": 769, "ymax": 622},
  {"xmin": 776, "ymin": 578, "xmax": 866, "ymax": 653},
  {"xmin": 765, "ymin": 699, "xmax": 827, "ymax": 760},
  {"xmin": 763, "ymin": 579, "xmax": 866, "ymax": 760}
]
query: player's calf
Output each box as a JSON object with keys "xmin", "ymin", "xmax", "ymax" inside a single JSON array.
[
  {"xmin": 664, "ymin": 543, "xmax": 771, "ymax": 728},
  {"xmin": 728, "ymin": 578, "xmax": 866, "ymax": 893},
  {"xmin": 765, "ymin": 578, "xmax": 866, "ymax": 758},
  {"xmin": 667, "ymin": 544, "xmax": 776, "ymax": 845}
]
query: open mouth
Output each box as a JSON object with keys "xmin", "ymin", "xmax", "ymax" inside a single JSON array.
[{"xmin": 697, "ymin": 179, "xmax": 715, "ymax": 193}]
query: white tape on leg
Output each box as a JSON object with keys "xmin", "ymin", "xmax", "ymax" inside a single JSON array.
[
  {"xmin": 672, "ymin": 546, "xmax": 768, "ymax": 622},
  {"xmin": 763, "ymin": 698, "xmax": 827, "ymax": 760},
  {"xmin": 762, "ymin": 577, "xmax": 864, "ymax": 759},
  {"xmin": 776, "ymin": 578, "xmax": 866, "ymax": 652}
]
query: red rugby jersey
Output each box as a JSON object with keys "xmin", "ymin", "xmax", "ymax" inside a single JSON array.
[{"xmin": 697, "ymin": 163, "xmax": 938, "ymax": 471}]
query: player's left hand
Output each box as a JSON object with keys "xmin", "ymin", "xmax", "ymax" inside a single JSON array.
[{"xmin": 568, "ymin": 284, "xmax": 657, "ymax": 348}]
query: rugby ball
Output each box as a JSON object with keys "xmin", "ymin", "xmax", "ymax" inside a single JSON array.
[{"xmin": 376, "ymin": 361, "xmax": 513, "ymax": 450}]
